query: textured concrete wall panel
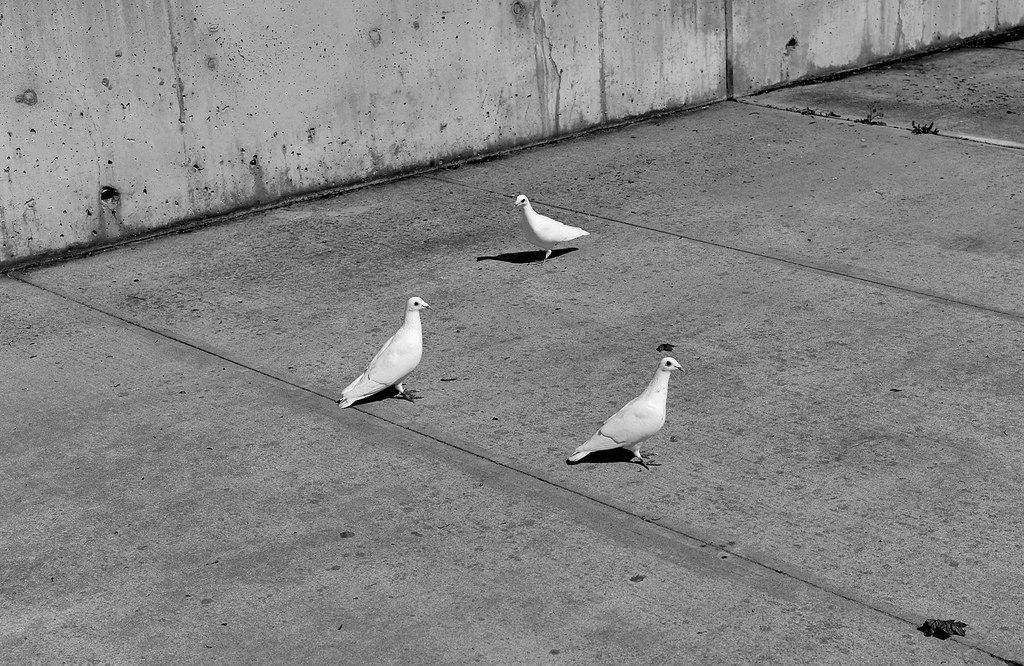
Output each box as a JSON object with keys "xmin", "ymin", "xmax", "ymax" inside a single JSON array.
[
  {"xmin": 731, "ymin": 0, "xmax": 1024, "ymax": 95},
  {"xmin": 0, "ymin": 0, "xmax": 189, "ymax": 261}
]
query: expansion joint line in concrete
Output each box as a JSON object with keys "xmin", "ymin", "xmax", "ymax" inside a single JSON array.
[
  {"xmin": 8, "ymin": 273, "xmax": 1022, "ymax": 666},
  {"xmin": 421, "ymin": 174, "xmax": 1024, "ymax": 326},
  {"xmin": 735, "ymin": 97, "xmax": 1024, "ymax": 151}
]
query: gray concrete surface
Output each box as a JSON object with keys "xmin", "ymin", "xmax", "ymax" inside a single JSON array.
[
  {"xmin": 4, "ymin": 43, "xmax": 1024, "ymax": 663},
  {"xmin": 747, "ymin": 43, "xmax": 1024, "ymax": 146},
  {"xmin": 1, "ymin": 277, "xmax": 993, "ymax": 664}
]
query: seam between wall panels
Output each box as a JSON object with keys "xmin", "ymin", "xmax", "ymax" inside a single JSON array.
[{"xmin": 724, "ymin": 0, "xmax": 734, "ymax": 98}]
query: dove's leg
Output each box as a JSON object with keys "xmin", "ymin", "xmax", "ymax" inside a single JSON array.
[
  {"xmin": 395, "ymin": 383, "xmax": 421, "ymax": 402},
  {"xmin": 542, "ymin": 249, "xmax": 552, "ymax": 261},
  {"xmin": 629, "ymin": 451, "xmax": 661, "ymax": 470}
]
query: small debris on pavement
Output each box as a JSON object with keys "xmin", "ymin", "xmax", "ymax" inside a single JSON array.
[{"xmin": 918, "ymin": 619, "xmax": 968, "ymax": 639}]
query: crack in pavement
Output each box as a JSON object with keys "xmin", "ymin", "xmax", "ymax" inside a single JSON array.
[{"xmin": 8, "ymin": 272, "xmax": 1022, "ymax": 664}]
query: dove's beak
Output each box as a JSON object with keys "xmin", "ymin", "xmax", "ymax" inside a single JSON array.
[{"xmin": 423, "ymin": 303, "xmax": 432, "ymax": 310}]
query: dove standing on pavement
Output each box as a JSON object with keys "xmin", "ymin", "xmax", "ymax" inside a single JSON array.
[
  {"xmin": 338, "ymin": 297, "xmax": 431, "ymax": 408},
  {"xmin": 567, "ymin": 357, "xmax": 683, "ymax": 469},
  {"xmin": 515, "ymin": 194, "xmax": 589, "ymax": 260}
]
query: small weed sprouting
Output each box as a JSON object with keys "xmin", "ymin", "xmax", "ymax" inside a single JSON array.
[
  {"xmin": 855, "ymin": 107, "xmax": 886, "ymax": 126},
  {"xmin": 911, "ymin": 120, "xmax": 939, "ymax": 135}
]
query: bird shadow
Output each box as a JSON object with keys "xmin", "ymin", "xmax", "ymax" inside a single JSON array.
[
  {"xmin": 565, "ymin": 448, "xmax": 640, "ymax": 466},
  {"xmin": 476, "ymin": 248, "xmax": 578, "ymax": 264},
  {"xmin": 341, "ymin": 386, "xmax": 412, "ymax": 407}
]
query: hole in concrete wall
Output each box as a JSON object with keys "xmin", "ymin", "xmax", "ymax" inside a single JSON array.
[
  {"xmin": 785, "ymin": 36, "xmax": 798, "ymax": 54},
  {"xmin": 368, "ymin": 28, "xmax": 382, "ymax": 46},
  {"xmin": 100, "ymin": 186, "xmax": 121, "ymax": 216}
]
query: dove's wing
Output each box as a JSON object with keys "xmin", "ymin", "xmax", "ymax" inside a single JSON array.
[
  {"xmin": 340, "ymin": 325, "xmax": 421, "ymax": 407},
  {"xmin": 599, "ymin": 397, "xmax": 663, "ymax": 445},
  {"xmin": 363, "ymin": 325, "xmax": 421, "ymax": 387},
  {"xmin": 569, "ymin": 395, "xmax": 662, "ymax": 458},
  {"xmin": 531, "ymin": 211, "xmax": 590, "ymax": 243}
]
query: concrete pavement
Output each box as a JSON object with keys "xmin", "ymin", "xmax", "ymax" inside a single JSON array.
[{"xmin": 3, "ymin": 41, "xmax": 1023, "ymax": 664}]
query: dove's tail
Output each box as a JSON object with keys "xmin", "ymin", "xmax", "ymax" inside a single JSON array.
[
  {"xmin": 566, "ymin": 449, "xmax": 591, "ymax": 464},
  {"xmin": 564, "ymin": 227, "xmax": 589, "ymax": 241},
  {"xmin": 567, "ymin": 431, "xmax": 621, "ymax": 464},
  {"xmin": 339, "ymin": 373, "xmax": 383, "ymax": 408}
]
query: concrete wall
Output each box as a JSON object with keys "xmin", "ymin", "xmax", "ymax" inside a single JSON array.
[
  {"xmin": 1, "ymin": 1, "xmax": 1022, "ymax": 266},
  {"xmin": 731, "ymin": 0, "xmax": 1024, "ymax": 95}
]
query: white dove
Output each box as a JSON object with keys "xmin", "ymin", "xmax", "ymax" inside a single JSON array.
[
  {"xmin": 515, "ymin": 194, "xmax": 589, "ymax": 260},
  {"xmin": 567, "ymin": 357, "xmax": 683, "ymax": 469},
  {"xmin": 338, "ymin": 297, "xmax": 431, "ymax": 408}
]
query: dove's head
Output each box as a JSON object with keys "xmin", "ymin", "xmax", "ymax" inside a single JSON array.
[
  {"xmin": 407, "ymin": 297, "xmax": 432, "ymax": 312},
  {"xmin": 515, "ymin": 194, "xmax": 529, "ymax": 208},
  {"xmin": 659, "ymin": 357, "xmax": 683, "ymax": 373}
]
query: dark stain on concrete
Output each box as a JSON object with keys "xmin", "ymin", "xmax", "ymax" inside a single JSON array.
[
  {"xmin": 15, "ymin": 89, "xmax": 37, "ymax": 106},
  {"xmin": 205, "ymin": 55, "xmax": 216, "ymax": 70},
  {"xmin": 163, "ymin": 0, "xmax": 187, "ymax": 128},
  {"xmin": 248, "ymin": 154, "xmax": 270, "ymax": 201},
  {"xmin": 528, "ymin": 2, "xmax": 562, "ymax": 134},
  {"xmin": 512, "ymin": 0, "xmax": 528, "ymax": 28},
  {"xmin": 97, "ymin": 186, "xmax": 124, "ymax": 240}
]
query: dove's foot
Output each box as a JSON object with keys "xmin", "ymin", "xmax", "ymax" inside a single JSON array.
[
  {"xmin": 542, "ymin": 249, "xmax": 552, "ymax": 261},
  {"xmin": 395, "ymin": 384, "xmax": 421, "ymax": 402},
  {"xmin": 630, "ymin": 453, "xmax": 661, "ymax": 470}
]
